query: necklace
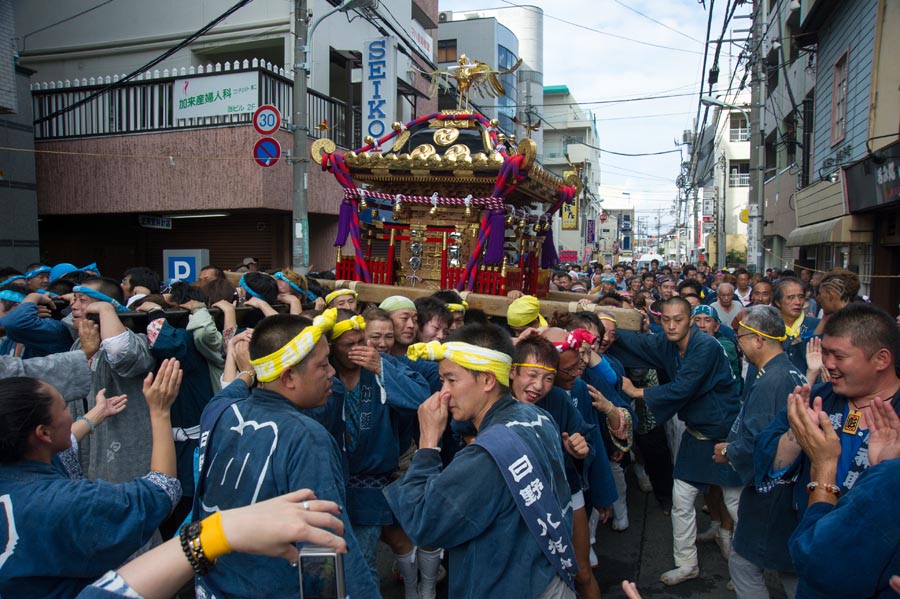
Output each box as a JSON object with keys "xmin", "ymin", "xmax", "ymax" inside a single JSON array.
[
  {"xmin": 842, "ymin": 406, "xmax": 864, "ymax": 435},
  {"xmin": 842, "ymin": 395, "xmax": 896, "ymax": 435}
]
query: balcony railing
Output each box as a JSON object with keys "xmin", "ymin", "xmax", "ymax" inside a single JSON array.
[
  {"xmin": 729, "ymin": 127, "xmax": 750, "ymax": 142},
  {"xmin": 729, "ymin": 172, "xmax": 750, "ymax": 187},
  {"xmin": 31, "ymin": 59, "xmax": 360, "ymax": 149}
]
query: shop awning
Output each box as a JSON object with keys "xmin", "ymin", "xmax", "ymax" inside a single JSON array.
[{"xmin": 786, "ymin": 215, "xmax": 873, "ymax": 247}]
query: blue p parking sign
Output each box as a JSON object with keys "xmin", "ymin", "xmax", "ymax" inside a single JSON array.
[
  {"xmin": 163, "ymin": 249, "xmax": 209, "ymax": 283},
  {"xmin": 167, "ymin": 256, "xmax": 196, "ymax": 282}
]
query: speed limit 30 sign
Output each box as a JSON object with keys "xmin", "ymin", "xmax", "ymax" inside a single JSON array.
[{"xmin": 253, "ymin": 105, "xmax": 281, "ymax": 135}]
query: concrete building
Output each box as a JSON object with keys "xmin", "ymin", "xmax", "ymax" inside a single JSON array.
[
  {"xmin": 696, "ymin": 91, "xmax": 752, "ymax": 268},
  {"xmin": 437, "ymin": 5, "xmax": 544, "ymax": 157},
  {"xmin": 541, "ymin": 85, "xmax": 601, "ymax": 260},
  {"xmin": 13, "ymin": 0, "xmax": 438, "ymax": 277},
  {"xmin": 435, "ymin": 12, "xmax": 519, "ymax": 132},
  {"xmin": 0, "ymin": 0, "xmax": 39, "ymax": 269},
  {"xmin": 598, "ymin": 185, "xmax": 636, "ymax": 263}
]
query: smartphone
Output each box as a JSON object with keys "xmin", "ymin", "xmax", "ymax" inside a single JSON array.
[{"xmin": 298, "ymin": 546, "xmax": 345, "ymax": 599}]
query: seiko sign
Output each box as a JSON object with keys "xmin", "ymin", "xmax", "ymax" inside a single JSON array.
[{"xmin": 363, "ymin": 37, "xmax": 397, "ymax": 148}]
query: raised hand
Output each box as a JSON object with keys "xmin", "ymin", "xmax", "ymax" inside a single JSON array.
[
  {"xmin": 417, "ymin": 391, "xmax": 450, "ymax": 449},
  {"xmin": 78, "ymin": 318, "xmax": 101, "ymax": 359},
  {"xmin": 348, "ymin": 344, "xmax": 381, "ymax": 374},
  {"xmin": 787, "ymin": 392, "xmax": 840, "ymax": 468},
  {"xmin": 866, "ymin": 398, "xmax": 900, "ymax": 467},
  {"xmin": 143, "ymin": 358, "xmax": 183, "ymax": 416},
  {"xmin": 94, "ymin": 388, "xmax": 128, "ymax": 422}
]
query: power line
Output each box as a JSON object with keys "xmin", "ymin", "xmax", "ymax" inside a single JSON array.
[
  {"xmin": 498, "ymin": 0, "xmax": 723, "ymax": 56},
  {"xmin": 593, "ymin": 111, "xmax": 694, "ymax": 122},
  {"xmin": 538, "ymin": 114, "xmax": 683, "ymax": 157},
  {"xmin": 476, "ymin": 86, "xmax": 742, "ymax": 109},
  {"xmin": 34, "ymin": 0, "xmax": 256, "ymax": 124},
  {"xmin": 610, "ymin": 0, "xmax": 706, "ymax": 45},
  {"xmin": 20, "ymin": 0, "xmax": 118, "ymax": 51}
]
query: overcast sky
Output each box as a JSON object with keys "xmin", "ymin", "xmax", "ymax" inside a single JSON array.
[{"xmin": 443, "ymin": 0, "xmax": 750, "ymax": 229}]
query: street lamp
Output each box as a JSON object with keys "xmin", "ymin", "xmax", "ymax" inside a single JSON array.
[{"xmin": 699, "ymin": 95, "xmax": 749, "ymax": 124}]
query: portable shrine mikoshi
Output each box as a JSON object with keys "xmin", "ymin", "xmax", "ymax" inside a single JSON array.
[{"xmin": 311, "ymin": 54, "xmax": 583, "ymax": 298}]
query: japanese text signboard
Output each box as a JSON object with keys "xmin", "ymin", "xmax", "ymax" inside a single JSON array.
[
  {"xmin": 561, "ymin": 199, "xmax": 578, "ymax": 230},
  {"xmin": 362, "ymin": 37, "xmax": 398, "ymax": 150},
  {"xmin": 174, "ymin": 72, "xmax": 258, "ymax": 120}
]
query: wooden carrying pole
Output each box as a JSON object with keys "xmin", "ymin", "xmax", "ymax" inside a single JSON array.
[{"xmin": 312, "ymin": 279, "xmax": 643, "ymax": 331}]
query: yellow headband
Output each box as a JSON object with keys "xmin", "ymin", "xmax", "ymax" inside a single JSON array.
[
  {"xmin": 507, "ymin": 295, "xmax": 548, "ymax": 328},
  {"xmin": 512, "ymin": 362, "xmax": 557, "ymax": 374},
  {"xmin": 250, "ymin": 309, "xmax": 337, "ymax": 382},
  {"xmin": 331, "ymin": 314, "xmax": 366, "ymax": 340},
  {"xmin": 408, "ymin": 341, "xmax": 512, "ymax": 387},
  {"xmin": 598, "ymin": 315, "xmax": 618, "ymax": 324},
  {"xmin": 446, "ymin": 301, "xmax": 469, "ymax": 313},
  {"xmin": 738, "ymin": 320, "xmax": 788, "ymax": 342},
  {"xmin": 325, "ymin": 289, "xmax": 358, "ymax": 305}
]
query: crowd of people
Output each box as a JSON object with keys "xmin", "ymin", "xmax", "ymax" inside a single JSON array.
[{"xmin": 0, "ymin": 256, "xmax": 897, "ymax": 599}]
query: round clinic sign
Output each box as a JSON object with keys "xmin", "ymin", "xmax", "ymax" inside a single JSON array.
[
  {"xmin": 253, "ymin": 105, "xmax": 281, "ymax": 136},
  {"xmin": 599, "ymin": 213, "xmax": 609, "ymax": 223},
  {"xmin": 253, "ymin": 137, "xmax": 281, "ymax": 167}
]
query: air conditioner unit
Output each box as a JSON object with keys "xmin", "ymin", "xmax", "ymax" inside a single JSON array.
[
  {"xmin": 439, "ymin": 11, "xmax": 452, "ymax": 23},
  {"xmin": 682, "ymin": 129, "xmax": 693, "ymax": 145}
]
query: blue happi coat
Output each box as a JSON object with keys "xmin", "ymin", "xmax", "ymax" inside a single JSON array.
[
  {"xmin": 789, "ymin": 457, "xmax": 900, "ymax": 599},
  {"xmin": 536, "ymin": 387, "xmax": 617, "ymax": 508},
  {"xmin": 385, "ymin": 396, "xmax": 571, "ymax": 599},
  {"xmin": 0, "ymin": 450, "xmax": 180, "ymax": 599},
  {"xmin": 754, "ymin": 384, "xmax": 900, "ymax": 517},
  {"xmin": 194, "ymin": 388, "xmax": 379, "ymax": 599},
  {"xmin": 146, "ymin": 319, "xmax": 214, "ymax": 497},
  {"xmin": 0, "ymin": 302, "xmax": 74, "ymax": 358},
  {"xmin": 610, "ymin": 327, "xmax": 742, "ymax": 486},
  {"xmin": 728, "ymin": 352, "xmax": 806, "ymax": 572},
  {"xmin": 307, "ymin": 359, "xmax": 429, "ymax": 525}
]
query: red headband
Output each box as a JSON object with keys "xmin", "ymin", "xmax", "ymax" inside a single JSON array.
[{"xmin": 552, "ymin": 328, "xmax": 597, "ymax": 353}]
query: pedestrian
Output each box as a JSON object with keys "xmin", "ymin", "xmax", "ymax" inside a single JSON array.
[
  {"xmin": 611, "ymin": 297, "xmax": 743, "ymax": 585},
  {"xmin": 386, "ymin": 323, "xmax": 577, "ymax": 598}
]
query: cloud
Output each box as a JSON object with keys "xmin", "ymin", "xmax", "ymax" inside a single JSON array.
[{"xmin": 442, "ymin": 0, "xmax": 745, "ymax": 226}]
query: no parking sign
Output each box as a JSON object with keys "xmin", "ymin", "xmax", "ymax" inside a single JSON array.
[{"xmin": 253, "ymin": 137, "xmax": 281, "ymax": 167}]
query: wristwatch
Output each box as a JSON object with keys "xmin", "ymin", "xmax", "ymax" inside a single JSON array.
[{"xmin": 720, "ymin": 445, "xmax": 728, "ymax": 457}]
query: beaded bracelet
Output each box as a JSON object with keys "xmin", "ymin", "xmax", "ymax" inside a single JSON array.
[
  {"xmin": 806, "ymin": 481, "xmax": 841, "ymax": 496},
  {"xmin": 179, "ymin": 521, "xmax": 214, "ymax": 576},
  {"xmin": 75, "ymin": 416, "xmax": 96, "ymax": 435}
]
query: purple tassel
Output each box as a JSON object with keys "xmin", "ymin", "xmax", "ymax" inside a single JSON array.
[
  {"xmin": 334, "ymin": 200, "xmax": 353, "ymax": 247},
  {"xmin": 541, "ymin": 227, "xmax": 559, "ymax": 268},
  {"xmin": 484, "ymin": 209, "xmax": 506, "ymax": 264}
]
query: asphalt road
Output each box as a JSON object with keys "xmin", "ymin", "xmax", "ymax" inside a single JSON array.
[{"xmin": 378, "ymin": 469, "xmax": 791, "ymax": 599}]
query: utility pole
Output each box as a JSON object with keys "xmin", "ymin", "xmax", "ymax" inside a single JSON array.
[
  {"xmin": 747, "ymin": 0, "xmax": 767, "ymax": 273},
  {"xmin": 292, "ymin": 0, "xmax": 310, "ymax": 273}
]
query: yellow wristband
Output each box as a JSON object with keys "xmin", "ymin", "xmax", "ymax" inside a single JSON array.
[{"xmin": 198, "ymin": 511, "xmax": 233, "ymax": 562}]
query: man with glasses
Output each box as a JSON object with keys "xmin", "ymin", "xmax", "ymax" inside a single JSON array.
[
  {"xmin": 713, "ymin": 306, "xmax": 805, "ymax": 597},
  {"xmin": 611, "ymin": 296, "xmax": 742, "ymax": 586}
]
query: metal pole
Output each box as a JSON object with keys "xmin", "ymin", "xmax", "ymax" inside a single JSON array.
[
  {"xmin": 718, "ymin": 154, "xmax": 727, "ymax": 268},
  {"xmin": 292, "ymin": 0, "xmax": 310, "ymax": 273},
  {"xmin": 747, "ymin": 0, "xmax": 767, "ymax": 273}
]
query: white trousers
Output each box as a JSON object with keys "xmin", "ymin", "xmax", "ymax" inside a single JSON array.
[
  {"xmin": 610, "ymin": 460, "xmax": 628, "ymax": 520},
  {"xmin": 671, "ymin": 478, "xmax": 741, "ymax": 567}
]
